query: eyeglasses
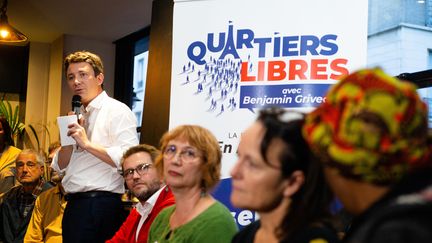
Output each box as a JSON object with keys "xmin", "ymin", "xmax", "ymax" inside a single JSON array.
[
  {"xmin": 163, "ymin": 145, "xmax": 201, "ymax": 162},
  {"xmin": 122, "ymin": 163, "xmax": 152, "ymax": 180}
]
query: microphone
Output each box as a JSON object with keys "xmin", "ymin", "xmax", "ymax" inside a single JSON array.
[{"xmin": 72, "ymin": 95, "xmax": 81, "ymax": 120}]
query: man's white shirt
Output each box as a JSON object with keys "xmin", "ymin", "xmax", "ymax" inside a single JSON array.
[
  {"xmin": 135, "ymin": 186, "xmax": 165, "ymax": 241},
  {"xmin": 52, "ymin": 91, "xmax": 139, "ymax": 193}
]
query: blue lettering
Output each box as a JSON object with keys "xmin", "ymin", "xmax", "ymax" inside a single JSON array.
[
  {"xmin": 187, "ymin": 41, "xmax": 207, "ymax": 65},
  {"xmin": 282, "ymin": 36, "xmax": 299, "ymax": 56},
  {"xmin": 207, "ymin": 32, "xmax": 226, "ymax": 52},
  {"xmin": 273, "ymin": 34, "xmax": 281, "ymax": 57},
  {"xmin": 186, "ymin": 22, "xmax": 341, "ymax": 64},
  {"xmin": 300, "ymin": 35, "xmax": 319, "ymax": 56},
  {"xmin": 220, "ymin": 24, "xmax": 240, "ymax": 60},
  {"xmin": 236, "ymin": 29, "xmax": 255, "ymax": 49},
  {"xmin": 254, "ymin": 37, "xmax": 272, "ymax": 58},
  {"xmin": 320, "ymin": 34, "xmax": 338, "ymax": 55}
]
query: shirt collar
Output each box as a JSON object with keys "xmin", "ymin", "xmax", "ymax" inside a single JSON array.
[
  {"xmin": 83, "ymin": 91, "xmax": 107, "ymax": 112},
  {"xmin": 19, "ymin": 179, "xmax": 46, "ymax": 198},
  {"xmin": 32, "ymin": 179, "xmax": 46, "ymax": 198},
  {"xmin": 135, "ymin": 185, "xmax": 166, "ymax": 216}
]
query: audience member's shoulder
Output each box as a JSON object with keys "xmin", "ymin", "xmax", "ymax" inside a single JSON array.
[
  {"xmin": 8, "ymin": 145, "xmax": 21, "ymax": 154},
  {"xmin": 38, "ymin": 185, "xmax": 58, "ymax": 197},
  {"xmin": 374, "ymin": 203, "xmax": 432, "ymax": 239},
  {"xmin": 42, "ymin": 182, "xmax": 54, "ymax": 191},
  {"xmin": 290, "ymin": 223, "xmax": 339, "ymax": 243},
  {"xmin": 209, "ymin": 201, "xmax": 234, "ymax": 217},
  {"xmin": 159, "ymin": 205, "xmax": 175, "ymax": 216},
  {"xmin": 158, "ymin": 187, "xmax": 175, "ymax": 207},
  {"xmin": 0, "ymin": 185, "xmax": 22, "ymax": 201},
  {"xmin": 232, "ymin": 221, "xmax": 260, "ymax": 243}
]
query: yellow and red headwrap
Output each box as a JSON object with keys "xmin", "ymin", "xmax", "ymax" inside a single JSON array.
[{"xmin": 303, "ymin": 68, "xmax": 432, "ymax": 185}]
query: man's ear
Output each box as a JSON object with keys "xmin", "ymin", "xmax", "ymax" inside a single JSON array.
[
  {"xmin": 96, "ymin": 73, "xmax": 104, "ymax": 86},
  {"xmin": 283, "ymin": 170, "xmax": 305, "ymax": 197},
  {"xmin": 39, "ymin": 165, "xmax": 45, "ymax": 175}
]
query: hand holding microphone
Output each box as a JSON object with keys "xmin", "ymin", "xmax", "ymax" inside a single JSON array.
[{"xmin": 69, "ymin": 95, "xmax": 88, "ymax": 150}]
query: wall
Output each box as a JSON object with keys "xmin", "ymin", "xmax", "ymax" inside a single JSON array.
[
  {"xmin": 45, "ymin": 37, "xmax": 64, "ymax": 147},
  {"xmin": 25, "ymin": 42, "xmax": 51, "ymax": 149},
  {"xmin": 367, "ymin": 24, "xmax": 432, "ymax": 75},
  {"xmin": 368, "ymin": 0, "xmax": 426, "ymax": 33}
]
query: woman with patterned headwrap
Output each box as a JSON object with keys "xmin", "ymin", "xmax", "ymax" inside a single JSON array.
[{"xmin": 303, "ymin": 68, "xmax": 432, "ymax": 243}]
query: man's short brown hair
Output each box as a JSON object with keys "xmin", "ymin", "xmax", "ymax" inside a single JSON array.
[
  {"xmin": 64, "ymin": 51, "xmax": 104, "ymax": 77},
  {"xmin": 121, "ymin": 144, "xmax": 160, "ymax": 169}
]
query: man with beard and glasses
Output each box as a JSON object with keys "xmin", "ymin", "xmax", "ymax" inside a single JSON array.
[{"xmin": 107, "ymin": 144, "xmax": 175, "ymax": 243}]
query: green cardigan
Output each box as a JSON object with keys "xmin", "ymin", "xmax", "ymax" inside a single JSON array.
[{"xmin": 148, "ymin": 201, "xmax": 237, "ymax": 243}]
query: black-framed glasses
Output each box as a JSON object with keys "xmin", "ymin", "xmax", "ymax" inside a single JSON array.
[
  {"xmin": 121, "ymin": 163, "xmax": 152, "ymax": 180},
  {"xmin": 163, "ymin": 145, "xmax": 201, "ymax": 162}
]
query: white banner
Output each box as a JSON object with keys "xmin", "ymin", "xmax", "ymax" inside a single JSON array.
[{"xmin": 171, "ymin": 0, "xmax": 368, "ymax": 227}]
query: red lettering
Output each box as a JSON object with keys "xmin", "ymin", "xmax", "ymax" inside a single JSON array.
[
  {"xmin": 310, "ymin": 59, "xmax": 328, "ymax": 80},
  {"xmin": 241, "ymin": 58, "xmax": 349, "ymax": 82},
  {"xmin": 267, "ymin": 61, "xmax": 286, "ymax": 81},
  {"xmin": 330, "ymin": 58, "xmax": 349, "ymax": 80},
  {"xmin": 257, "ymin": 61, "xmax": 265, "ymax": 81},
  {"xmin": 240, "ymin": 62, "xmax": 255, "ymax": 81},
  {"xmin": 288, "ymin": 59, "xmax": 307, "ymax": 80}
]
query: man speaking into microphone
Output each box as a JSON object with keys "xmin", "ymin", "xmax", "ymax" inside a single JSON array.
[{"xmin": 51, "ymin": 51, "xmax": 139, "ymax": 243}]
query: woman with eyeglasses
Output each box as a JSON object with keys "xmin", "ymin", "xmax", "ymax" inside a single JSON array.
[
  {"xmin": 148, "ymin": 125, "xmax": 237, "ymax": 243},
  {"xmin": 230, "ymin": 108, "xmax": 339, "ymax": 243}
]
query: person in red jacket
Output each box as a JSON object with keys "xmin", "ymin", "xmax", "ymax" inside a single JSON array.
[{"xmin": 107, "ymin": 144, "xmax": 175, "ymax": 243}]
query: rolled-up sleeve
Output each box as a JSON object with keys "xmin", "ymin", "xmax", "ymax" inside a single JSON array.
[
  {"xmin": 105, "ymin": 107, "xmax": 139, "ymax": 168},
  {"xmin": 50, "ymin": 151, "xmax": 66, "ymax": 174}
]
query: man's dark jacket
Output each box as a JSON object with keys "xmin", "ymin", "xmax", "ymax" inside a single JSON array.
[{"xmin": 0, "ymin": 183, "xmax": 52, "ymax": 243}]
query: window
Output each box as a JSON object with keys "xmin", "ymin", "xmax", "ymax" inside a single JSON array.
[
  {"xmin": 132, "ymin": 51, "xmax": 149, "ymax": 126},
  {"xmin": 114, "ymin": 27, "xmax": 150, "ymax": 135},
  {"xmin": 428, "ymin": 49, "xmax": 432, "ymax": 69}
]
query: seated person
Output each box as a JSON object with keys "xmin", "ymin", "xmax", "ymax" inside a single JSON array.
[
  {"xmin": 107, "ymin": 144, "xmax": 175, "ymax": 243},
  {"xmin": 231, "ymin": 108, "xmax": 338, "ymax": 243},
  {"xmin": 303, "ymin": 68, "xmax": 432, "ymax": 242},
  {"xmin": 148, "ymin": 125, "xmax": 238, "ymax": 243},
  {"xmin": 0, "ymin": 149, "xmax": 53, "ymax": 242},
  {"xmin": 24, "ymin": 180, "xmax": 66, "ymax": 243}
]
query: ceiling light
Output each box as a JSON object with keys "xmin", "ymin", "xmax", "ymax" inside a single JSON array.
[{"xmin": 0, "ymin": 0, "xmax": 27, "ymax": 45}]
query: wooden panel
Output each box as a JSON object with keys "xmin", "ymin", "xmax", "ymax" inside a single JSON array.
[{"xmin": 140, "ymin": 0, "xmax": 173, "ymax": 147}]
